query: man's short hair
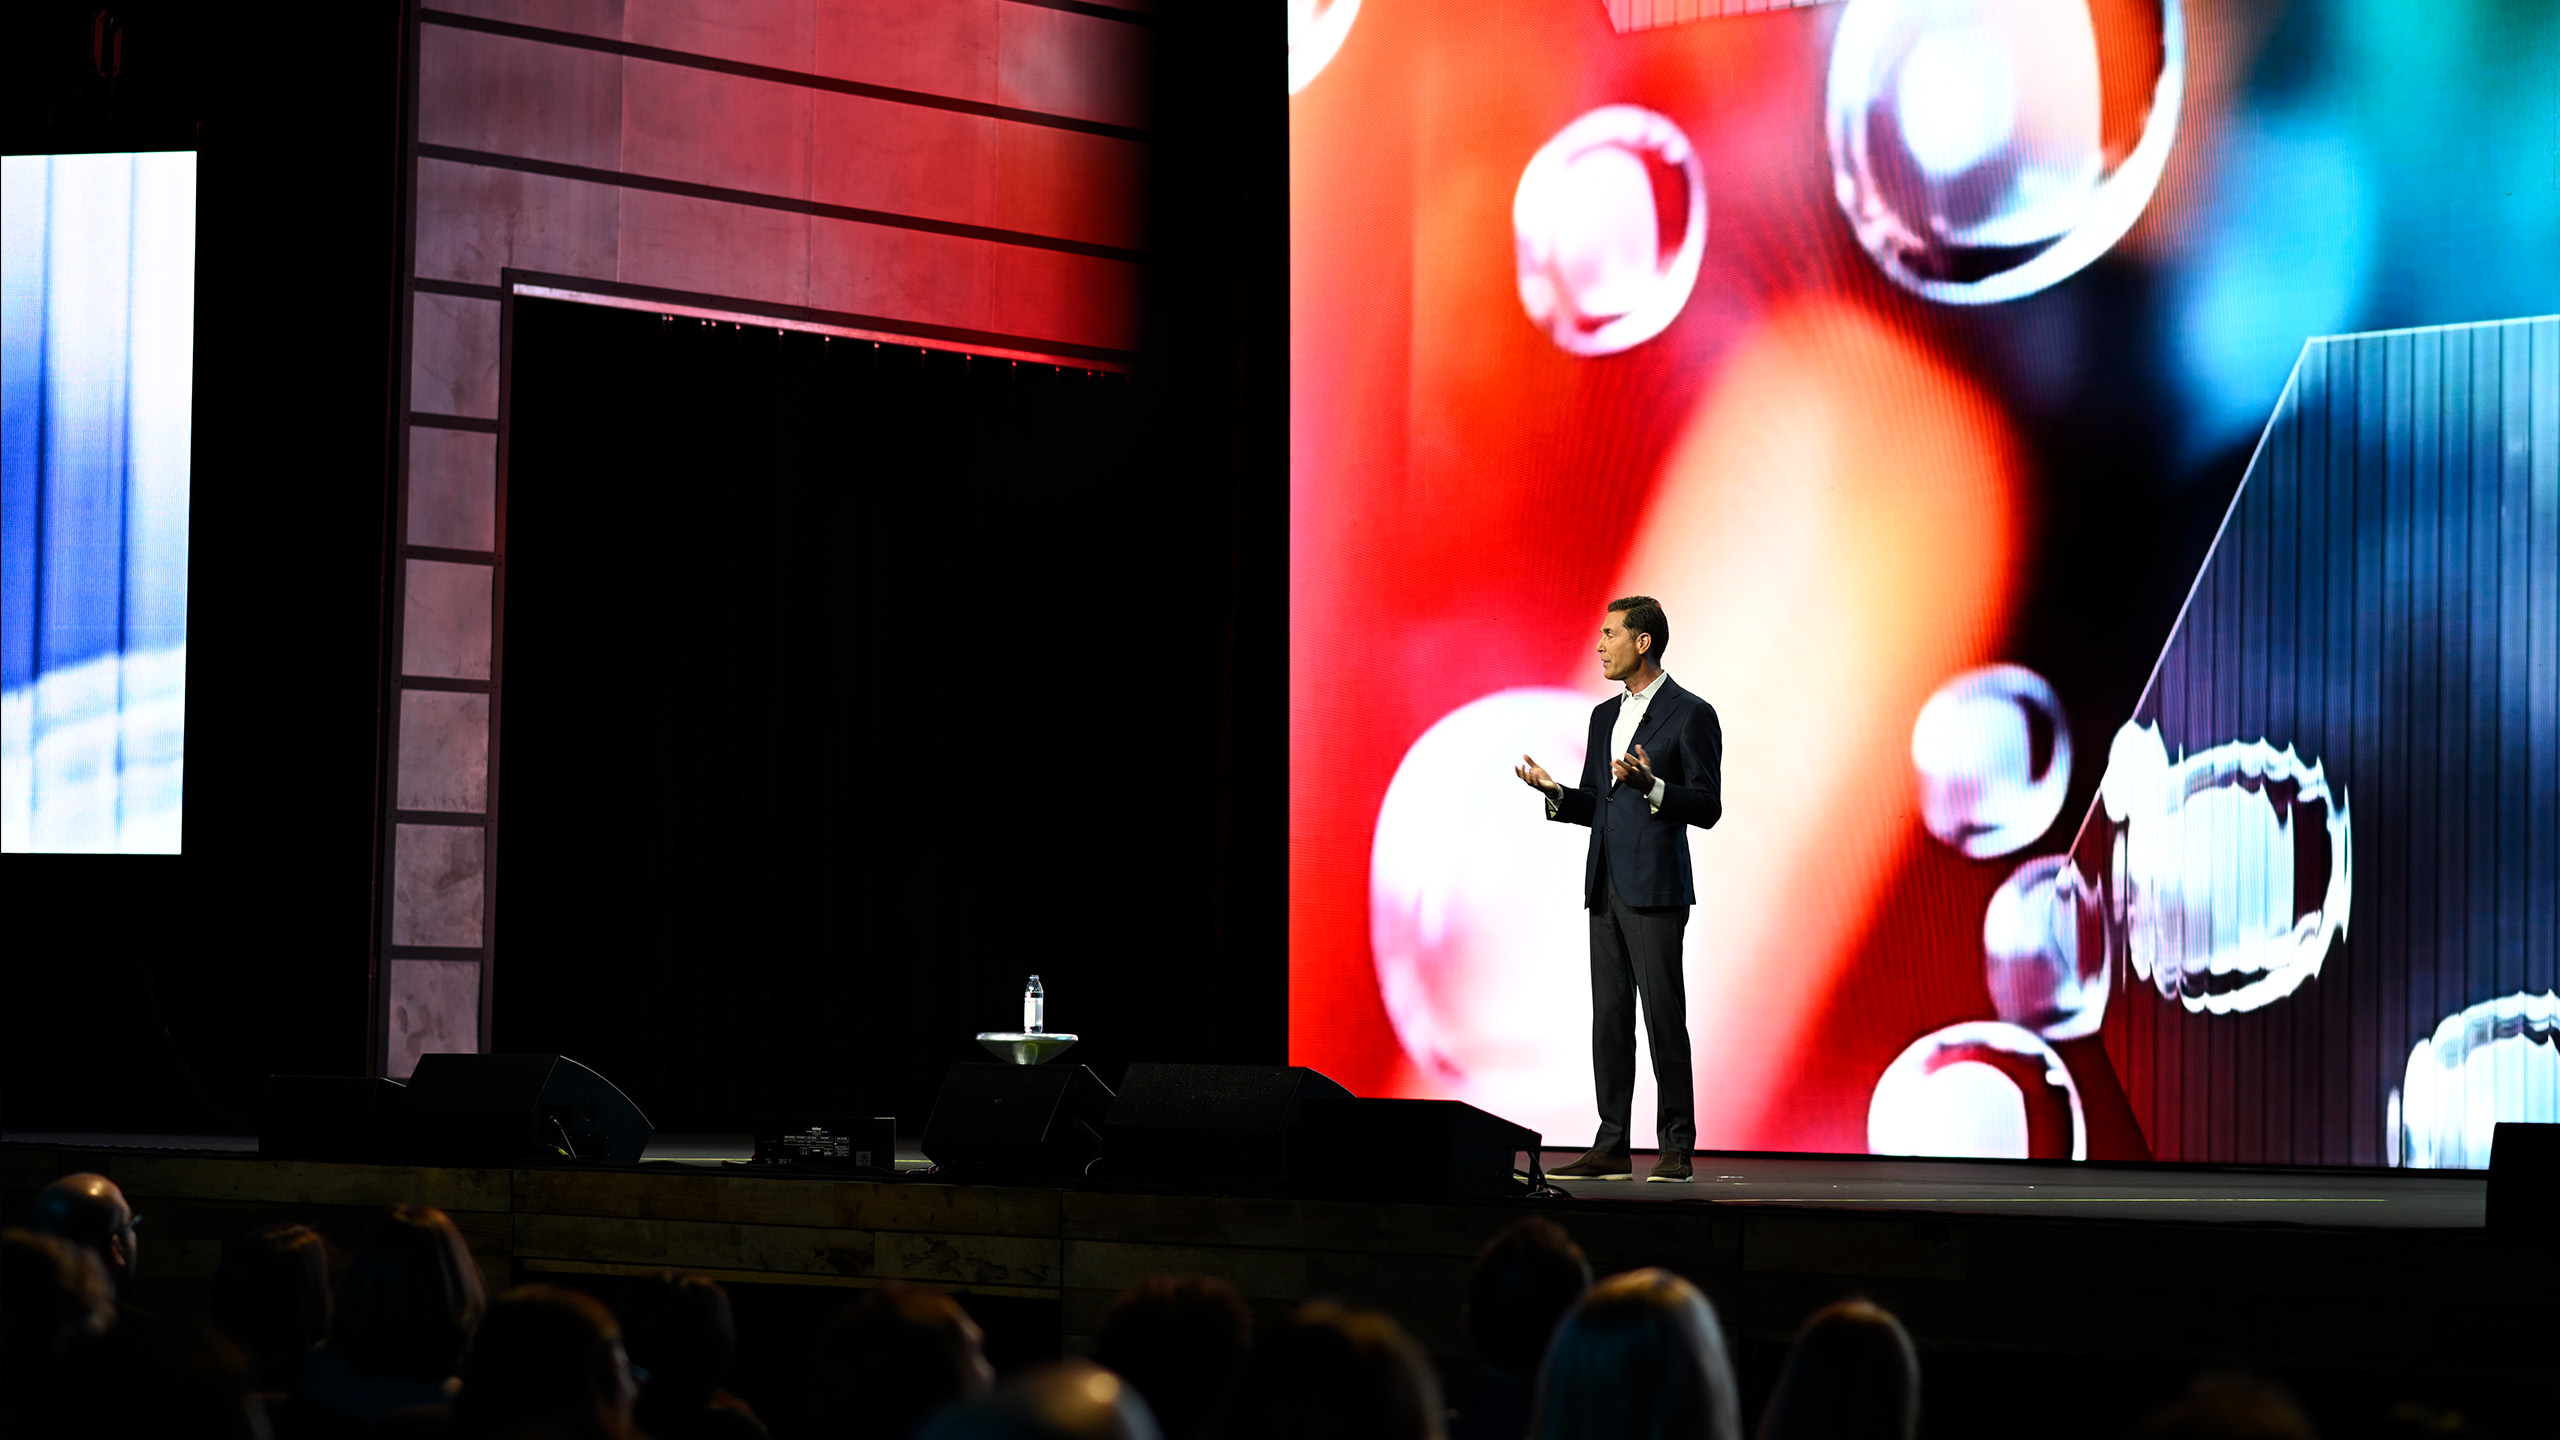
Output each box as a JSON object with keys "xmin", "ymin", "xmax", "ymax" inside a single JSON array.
[
  {"xmin": 807, "ymin": 1282, "xmax": 989, "ymax": 1437},
  {"xmin": 1466, "ymin": 1217, "xmax": 1591, "ymax": 1376},
  {"xmin": 1092, "ymin": 1274, "xmax": 1252, "ymax": 1439},
  {"xmin": 334, "ymin": 1205, "xmax": 486, "ymax": 1382},
  {"xmin": 1606, "ymin": 595, "xmax": 1668, "ymax": 660}
]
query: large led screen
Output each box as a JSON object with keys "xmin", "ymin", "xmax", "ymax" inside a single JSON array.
[
  {"xmin": 2, "ymin": 152, "xmax": 197, "ymax": 854},
  {"xmin": 1289, "ymin": 0, "xmax": 2559, "ymax": 1167}
]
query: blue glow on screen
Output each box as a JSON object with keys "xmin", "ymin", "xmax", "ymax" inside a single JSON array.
[{"xmin": 2, "ymin": 152, "xmax": 196, "ymax": 854}]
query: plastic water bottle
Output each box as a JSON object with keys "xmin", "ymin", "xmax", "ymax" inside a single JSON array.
[{"xmin": 1023, "ymin": 975, "xmax": 1045, "ymax": 1034}]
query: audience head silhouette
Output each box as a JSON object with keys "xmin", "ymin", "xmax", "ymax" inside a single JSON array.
[
  {"xmin": 1091, "ymin": 1274, "xmax": 1252, "ymax": 1440},
  {"xmin": 1467, "ymin": 1218, "xmax": 1592, "ymax": 1378},
  {"xmin": 5, "ymin": 1222, "xmax": 264, "ymax": 1440},
  {"xmin": 806, "ymin": 1281, "xmax": 995, "ymax": 1439},
  {"xmin": 1, "ymin": 1226, "xmax": 115, "ymax": 1430},
  {"xmin": 1531, "ymin": 1268, "xmax": 1739, "ymax": 1440},
  {"xmin": 918, "ymin": 1360, "xmax": 1163, "ymax": 1440},
  {"xmin": 449, "ymin": 1284, "xmax": 638, "ymax": 1440},
  {"xmin": 2134, "ymin": 1374, "xmax": 2319, "ymax": 1440},
  {"xmin": 1454, "ymin": 1219, "xmax": 1592, "ymax": 1440},
  {"xmin": 1218, "ymin": 1298, "xmax": 1444, "ymax": 1440},
  {"xmin": 334, "ymin": 1203, "xmax": 487, "ymax": 1383},
  {"xmin": 1755, "ymin": 1298, "xmax": 1919, "ymax": 1440},
  {"xmin": 211, "ymin": 1222, "xmax": 332, "ymax": 1393},
  {"xmin": 27, "ymin": 1172, "xmax": 141, "ymax": 1294},
  {"xmin": 616, "ymin": 1270, "xmax": 753, "ymax": 1439}
]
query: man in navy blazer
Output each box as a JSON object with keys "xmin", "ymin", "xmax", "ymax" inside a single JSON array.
[{"xmin": 1515, "ymin": 596, "xmax": 1722, "ymax": 1182}]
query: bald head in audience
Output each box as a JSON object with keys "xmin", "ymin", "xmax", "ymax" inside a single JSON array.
[
  {"xmin": 28, "ymin": 1174, "xmax": 141, "ymax": 1295},
  {"xmin": 920, "ymin": 1361, "xmax": 1162, "ymax": 1440}
]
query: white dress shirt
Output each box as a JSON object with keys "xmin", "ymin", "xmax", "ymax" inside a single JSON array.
[
  {"xmin": 1551, "ymin": 670, "xmax": 1671, "ymax": 815},
  {"xmin": 1612, "ymin": 670, "xmax": 1672, "ymax": 809}
]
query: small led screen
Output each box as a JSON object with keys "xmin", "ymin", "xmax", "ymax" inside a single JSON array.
[{"xmin": 2, "ymin": 152, "xmax": 197, "ymax": 854}]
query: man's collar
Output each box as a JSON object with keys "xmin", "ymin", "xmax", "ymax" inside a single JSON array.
[{"xmin": 1623, "ymin": 669, "xmax": 1669, "ymax": 702}]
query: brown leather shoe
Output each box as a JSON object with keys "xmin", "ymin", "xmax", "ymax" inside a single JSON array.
[
  {"xmin": 1646, "ymin": 1150, "xmax": 1693, "ymax": 1182},
  {"xmin": 1551, "ymin": 1150, "xmax": 1635, "ymax": 1181}
]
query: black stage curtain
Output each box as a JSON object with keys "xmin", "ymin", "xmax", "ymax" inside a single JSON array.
[{"xmin": 500, "ymin": 301, "xmax": 1276, "ymax": 1129}]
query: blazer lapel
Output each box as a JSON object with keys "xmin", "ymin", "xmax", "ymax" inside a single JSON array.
[{"xmin": 1629, "ymin": 678, "xmax": 1682, "ymax": 752}]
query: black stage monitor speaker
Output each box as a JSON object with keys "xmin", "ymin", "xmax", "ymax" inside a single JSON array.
[
  {"xmin": 2487, "ymin": 1121, "xmax": 2558, "ymax": 1238},
  {"xmin": 261, "ymin": 1075, "xmax": 407, "ymax": 1161},
  {"xmin": 401, "ymin": 1053, "xmax": 653, "ymax": 1165},
  {"xmin": 1103, "ymin": 1063, "xmax": 1353, "ymax": 1187},
  {"xmin": 1292, "ymin": 1097, "xmax": 1541, "ymax": 1201},
  {"xmin": 922, "ymin": 1064, "xmax": 1114, "ymax": 1179}
]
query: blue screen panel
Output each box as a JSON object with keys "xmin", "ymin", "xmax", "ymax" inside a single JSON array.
[{"xmin": 1, "ymin": 151, "xmax": 196, "ymax": 854}]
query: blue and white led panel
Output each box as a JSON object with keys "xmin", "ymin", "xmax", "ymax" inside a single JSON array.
[{"xmin": 2, "ymin": 152, "xmax": 197, "ymax": 854}]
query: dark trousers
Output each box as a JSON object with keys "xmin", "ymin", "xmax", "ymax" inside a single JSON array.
[{"xmin": 1589, "ymin": 873, "xmax": 1695, "ymax": 1157}]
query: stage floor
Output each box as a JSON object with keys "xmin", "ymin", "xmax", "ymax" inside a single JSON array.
[
  {"xmin": 591, "ymin": 1136, "xmax": 2496, "ymax": 1231},
  {"xmin": 1532, "ymin": 1151, "xmax": 2486, "ymax": 1228},
  {"xmin": 4, "ymin": 1132, "xmax": 2486, "ymax": 1230}
]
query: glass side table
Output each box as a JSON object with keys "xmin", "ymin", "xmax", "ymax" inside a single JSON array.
[{"xmin": 974, "ymin": 1032, "xmax": 1080, "ymax": 1065}]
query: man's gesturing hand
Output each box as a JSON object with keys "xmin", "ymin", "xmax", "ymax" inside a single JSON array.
[
  {"xmin": 1610, "ymin": 743, "xmax": 1656, "ymax": 791},
  {"xmin": 1515, "ymin": 754, "xmax": 1562, "ymax": 797}
]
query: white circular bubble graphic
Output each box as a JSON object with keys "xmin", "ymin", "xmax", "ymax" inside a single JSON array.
[
  {"xmin": 1912, "ymin": 664, "xmax": 2073, "ymax": 859},
  {"xmin": 1825, "ymin": 0, "xmax": 2185, "ymax": 304},
  {"xmin": 2390, "ymin": 991, "xmax": 2560, "ymax": 1170},
  {"xmin": 1370, "ymin": 689, "xmax": 1654, "ymax": 1143},
  {"xmin": 2099, "ymin": 721, "xmax": 2353, "ymax": 1016},
  {"xmin": 1514, "ymin": 106, "xmax": 1708, "ymax": 356},
  {"xmin": 1288, "ymin": 0, "xmax": 1362, "ymax": 95},
  {"xmin": 1983, "ymin": 854, "xmax": 2108, "ymax": 1040},
  {"xmin": 1869, "ymin": 1021, "xmax": 2087, "ymax": 1159}
]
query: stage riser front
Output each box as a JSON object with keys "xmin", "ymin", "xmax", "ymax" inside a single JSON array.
[{"xmin": 4, "ymin": 1145, "xmax": 2548, "ymax": 1434}]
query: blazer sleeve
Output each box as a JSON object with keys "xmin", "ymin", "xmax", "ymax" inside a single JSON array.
[
  {"xmin": 1545, "ymin": 706, "xmax": 1607, "ymax": 827},
  {"xmin": 1655, "ymin": 700, "xmax": 1723, "ymax": 831},
  {"xmin": 1548, "ymin": 782, "xmax": 1597, "ymax": 827}
]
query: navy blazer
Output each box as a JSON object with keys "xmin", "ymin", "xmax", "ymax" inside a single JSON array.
[{"xmin": 1548, "ymin": 676, "xmax": 1723, "ymax": 909}]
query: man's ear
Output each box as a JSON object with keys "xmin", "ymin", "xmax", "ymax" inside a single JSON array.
[{"xmin": 1635, "ymin": 632, "xmax": 1652, "ymax": 655}]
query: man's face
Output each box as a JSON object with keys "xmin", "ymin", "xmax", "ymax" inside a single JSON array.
[
  {"xmin": 1597, "ymin": 610, "xmax": 1649, "ymax": 684},
  {"xmin": 104, "ymin": 1193, "xmax": 138, "ymax": 1286}
]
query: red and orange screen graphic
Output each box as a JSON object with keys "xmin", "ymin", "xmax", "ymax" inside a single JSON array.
[{"xmin": 1288, "ymin": 0, "xmax": 2560, "ymax": 1163}]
